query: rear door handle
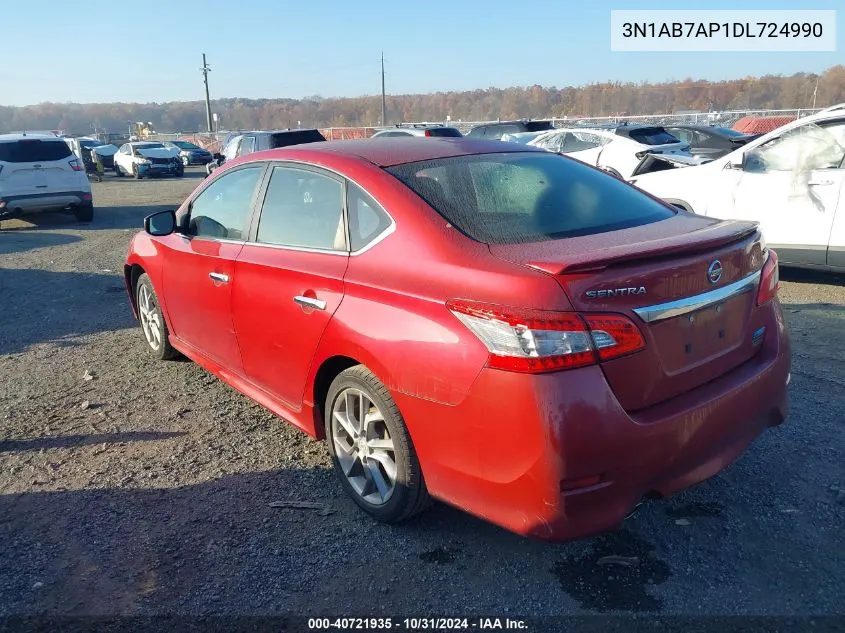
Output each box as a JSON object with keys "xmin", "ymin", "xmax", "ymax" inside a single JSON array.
[
  {"xmin": 293, "ymin": 295, "xmax": 327, "ymax": 311},
  {"xmin": 208, "ymin": 272, "xmax": 230, "ymax": 284},
  {"xmin": 808, "ymin": 179, "xmax": 834, "ymax": 186}
]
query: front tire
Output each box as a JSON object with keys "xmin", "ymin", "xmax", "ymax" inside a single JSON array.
[
  {"xmin": 181, "ymin": 155, "xmax": 190, "ymax": 167},
  {"xmin": 326, "ymin": 366, "xmax": 430, "ymax": 523},
  {"xmin": 132, "ymin": 164, "xmax": 142, "ymax": 180},
  {"xmin": 135, "ymin": 273, "xmax": 178, "ymax": 360}
]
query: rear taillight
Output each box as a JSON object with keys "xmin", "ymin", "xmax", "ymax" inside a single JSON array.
[
  {"xmin": 446, "ymin": 299, "xmax": 645, "ymax": 373},
  {"xmin": 756, "ymin": 249, "xmax": 780, "ymax": 306},
  {"xmin": 69, "ymin": 159, "xmax": 82, "ymax": 171},
  {"xmin": 424, "ymin": 129, "xmax": 432, "ymax": 137}
]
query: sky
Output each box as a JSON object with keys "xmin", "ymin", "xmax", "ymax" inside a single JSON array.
[{"xmin": 1, "ymin": 0, "xmax": 841, "ymax": 107}]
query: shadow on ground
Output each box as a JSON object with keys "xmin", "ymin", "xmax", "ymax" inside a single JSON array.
[{"xmin": 0, "ymin": 268, "xmax": 135, "ymax": 355}]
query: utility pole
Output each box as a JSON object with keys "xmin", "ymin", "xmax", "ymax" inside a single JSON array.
[
  {"xmin": 201, "ymin": 53, "xmax": 213, "ymax": 134},
  {"xmin": 381, "ymin": 52, "xmax": 387, "ymax": 127},
  {"xmin": 812, "ymin": 76, "xmax": 820, "ymax": 109}
]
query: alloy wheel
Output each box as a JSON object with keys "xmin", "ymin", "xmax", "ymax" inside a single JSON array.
[
  {"xmin": 330, "ymin": 388, "xmax": 397, "ymax": 505},
  {"xmin": 137, "ymin": 284, "xmax": 162, "ymax": 351}
]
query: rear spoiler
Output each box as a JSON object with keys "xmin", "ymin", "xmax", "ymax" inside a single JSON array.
[{"xmin": 528, "ymin": 220, "xmax": 761, "ymax": 274}]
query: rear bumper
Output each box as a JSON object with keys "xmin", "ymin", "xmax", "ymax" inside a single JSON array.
[
  {"xmin": 394, "ymin": 300, "xmax": 790, "ymax": 541},
  {"xmin": 0, "ymin": 191, "xmax": 91, "ymax": 218}
]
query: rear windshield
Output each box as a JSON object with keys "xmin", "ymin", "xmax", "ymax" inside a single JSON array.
[
  {"xmin": 524, "ymin": 121, "xmax": 555, "ymax": 132},
  {"xmin": 628, "ymin": 127, "xmax": 681, "ymax": 145},
  {"xmin": 0, "ymin": 139, "xmax": 73, "ymax": 163},
  {"xmin": 426, "ymin": 127, "xmax": 462, "ymax": 137},
  {"xmin": 386, "ymin": 152, "xmax": 674, "ymax": 245},
  {"xmin": 268, "ymin": 130, "xmax": 327, "ymax": 148}
]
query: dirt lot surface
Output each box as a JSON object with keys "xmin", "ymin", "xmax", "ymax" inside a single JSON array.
[{"xmin": 0, "ymin": 170, "xmax": 843, "ymax": 619}]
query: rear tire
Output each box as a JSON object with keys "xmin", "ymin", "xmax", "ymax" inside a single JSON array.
[
  {"xmin": 326, "ymin": 366, "xmax": 431, "ymax": 523},
  {"xmin": 181, "ymin": 155, "xmax": 190, "ymax": 167},
  {"xmin": 74, "ymin": 203, "xmax": 93, "ymax": 223},
  {"xmin": 135, "ymin": 273, "xmax": 179, "ymax": 360}
]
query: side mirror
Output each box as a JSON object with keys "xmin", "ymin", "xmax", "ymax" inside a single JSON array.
[
  {"xmin": 213, "ymin": 153, "xmax": 223, "ymax": 161},
  {"xmin": 144, "ymin": 210, "xmax": 177, "ymax": 236}
]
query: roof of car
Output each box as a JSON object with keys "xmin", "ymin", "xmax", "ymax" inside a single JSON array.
[
  {"xmin": 245, "ymin": 137, "xmax": 545, "ymax": 168},
  {"xmin": 0, "ymin": 133, "xmax": 65, "ymax": 142}
]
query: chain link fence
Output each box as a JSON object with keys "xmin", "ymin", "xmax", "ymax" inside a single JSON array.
[
  {"xmin": 441, "ymin": 108, "xmax": 824, "ymax": 134},
  {"xmin": 143, "ymin": 107, "xmax": 825, "ymax": 147}
]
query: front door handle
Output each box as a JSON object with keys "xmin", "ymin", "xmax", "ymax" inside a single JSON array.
[
  {"xmin": 209, "ymin": 272, "xmax": 230, "ymax": 284},
  {"xmin": 808, "ymin": 179, "xmax": 834, "ymax": 186},
  {"xmin": 293, "ymin": 295, "xmax": 327, "ymax": 311}
]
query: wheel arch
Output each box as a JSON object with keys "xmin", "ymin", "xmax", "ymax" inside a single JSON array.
[
  {"xmin": 124, "ymin": 263, "xmax": 146, "ymax": 319},
  {"xmin": 311, "ymin": 355, "xmax": 362, "ymax": 440}
]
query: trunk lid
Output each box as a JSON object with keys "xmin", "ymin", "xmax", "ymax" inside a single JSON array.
[{"xmin": 488, "ymin": 214, "xmax": 768, "ymax": 411}]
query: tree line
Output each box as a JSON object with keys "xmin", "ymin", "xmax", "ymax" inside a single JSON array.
[{"xmin": 2, "ymin": 65, "xmax": 843, "ymax": 135}]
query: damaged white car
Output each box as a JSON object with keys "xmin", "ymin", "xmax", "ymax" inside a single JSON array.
[
  {"xmin": 527, "ymin": 125, "xmax": 694, "ymax": 179},
  {"xmin": 630, "ymin": 104, "xmax": 845, "ymax": 271},
  {"xmin": 114, "ymin": 142, "xmax": 184, "ymax": 179}
]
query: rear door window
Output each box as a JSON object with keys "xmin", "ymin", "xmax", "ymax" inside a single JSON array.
[
  {"xmin": 425, "ymin": 128, "xmax": 462, "ymax": 137},
  {"xmin": 256, "ymin": 166, "xmax": 346, "ymax": 251},
  {"xmin": 0, "ymin": 139, "xmax": 73, "ymax": 163},
  {"xmin": 524, "ymin": 121, "xmax": 554, "ymax": 132},
  {"xmin": 268, "ymin": 130, "xmax": 327, "ymax": 148},
  {"xmin": 347, "ymin": 183, "xmax": 392, "ymax": 250}
]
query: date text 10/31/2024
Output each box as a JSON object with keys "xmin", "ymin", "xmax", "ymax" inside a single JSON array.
[{"xmin": 307, "ymin": 617, "xmax": 529, "ymax": 630}]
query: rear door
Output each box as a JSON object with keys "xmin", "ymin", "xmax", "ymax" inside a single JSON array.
[
  {"xmin": 0, "ymin": 138, "xmax": 80, "ymax": 196},
  {"xmin": 161, "ymin": 164, "xmax": 265, "ymax": 371},
  {"xmin": 232, "ymin": 164, "xmax": 348, "ymax": 408},
  {"xmin": 728, "ymin": 119, "xmax": 845, "ymax": 266}
]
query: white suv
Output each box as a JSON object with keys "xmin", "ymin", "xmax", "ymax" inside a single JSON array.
[{"xmin": 0, "ymin": 133, "xmax": 93, "ymax": 225}]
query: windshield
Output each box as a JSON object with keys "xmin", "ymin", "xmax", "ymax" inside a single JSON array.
[
  {"xmin": 628, "ymin": 127, "xmax": 681, "ymax": 145},
  {"xmin": 524, "ymin": 121, "xmax": 554, "ymax": 132},
  {"xmin": 172, "ymin": 141, "xmax": 200, "ymax": 150},
  {"xmin": 386, "ymin": 151, "xmax": 674, "ymax": 245},
  {"xmin": 426, "ymin": 128, "xmax": 463, "ymax": 137}
]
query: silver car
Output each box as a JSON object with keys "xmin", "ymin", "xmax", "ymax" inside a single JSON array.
[{"xmin": 371, "ymin": 124, "xmax": 462, "ymax": 138}]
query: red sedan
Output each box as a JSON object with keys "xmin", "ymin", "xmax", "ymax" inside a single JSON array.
[{"xmin": 124, "ymin": 138, "xmax": 790, "ymax": 541}]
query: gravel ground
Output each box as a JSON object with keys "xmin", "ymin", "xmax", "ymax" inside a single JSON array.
[{"xmin": 0, "ymin": 170, "xmax": 843, "ymax": 618}]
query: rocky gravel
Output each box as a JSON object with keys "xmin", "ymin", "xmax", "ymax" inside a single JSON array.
[{"xmin": 0, "ymin": 170, "xmax": 843, "ymax": 619}]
